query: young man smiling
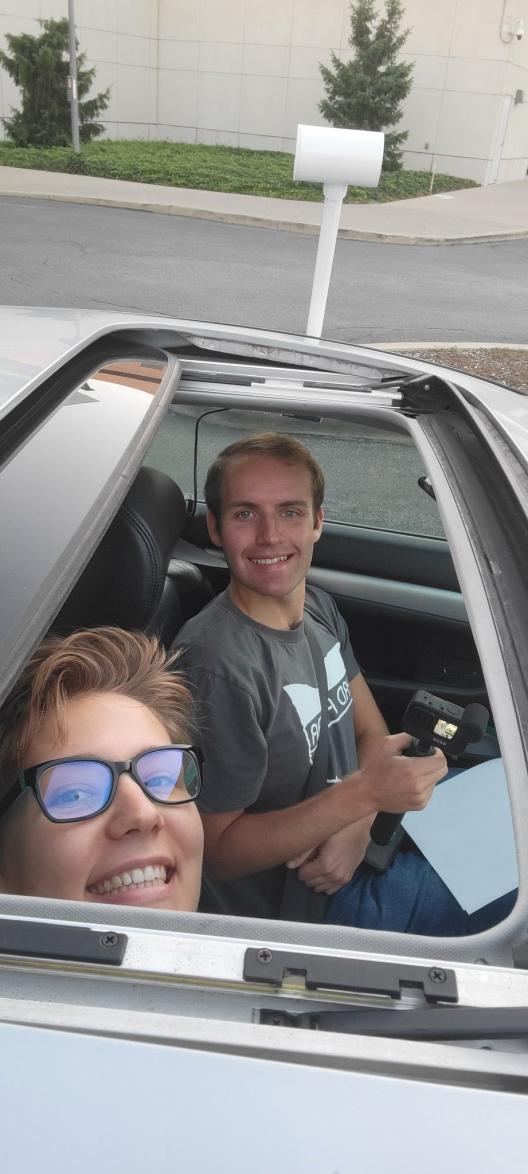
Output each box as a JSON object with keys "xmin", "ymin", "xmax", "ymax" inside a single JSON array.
[
  {"xmin": 178, "ymin": 433, "xmax": 473, "ymax": 933},
  {"xmin": 0, "ymin": 628, "xmax": 203, "ymax": 911}
]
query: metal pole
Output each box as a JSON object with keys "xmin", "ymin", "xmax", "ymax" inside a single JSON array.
[
  {"xmin": 306, "ymin": 182, "xmax": 347, "ymax": 338},
  {"xmin": 68, "ymin": 0, "xmax": 80, "ymax": 153}
]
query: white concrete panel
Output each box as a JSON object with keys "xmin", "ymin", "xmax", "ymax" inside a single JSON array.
[
  {"xmin": 115, "ymin": 121, "xmax": 149, "ymax": 138},
  {"xmin": 339, "ymin": 0, "xmax": 354, "ymax": 48},
  {"xmin": 91, "ymin": 61, "xmax": 118, "ymax": 120},
  {"xmin": 436, "ymin": 91, "xmax": 499, "ymax": 156},
  {"xmin": 503, "ymin": 63, "xmax": 528, "ymax": 96},
  {"xmin": 497, "ymin": 157, "xmax": 528, "ymax": 182},
  {"xmin": 116, "ymin": 64, "xmax": 155, "ymax": 123},
  {"xmin": 284, "ymin": 78, "xmax": 326, "ymax": 138},
  {"xmin": 425, "ymin": 152, "xmax": 486, "ymax": 182},
  {"xmin": 445, "ymin": 56, "xmax": 507, "ymax": 94},
  {"xmin": 158, "ymin": 69, "xmax": 198, "ymax": 127},
  {"xmin": 0, "ymin": 13, "xmax": 36, "ymax": 43},
  {"xmin": 243, "ymin": 0, "xmax": 295, "ymax": 45},
  {"xmin": 238, "ymin": 132, "xmax": 286, "ymax": 150},
  {"xmin": 197, "ymin": 127, "xmax": 239, "ymax": 146},
  {"xmin": 154, "ymin": 123, "xmax": 197, "ymax": 142},
  {"xmin": 402, "ymin": 88, "xmax": 442, "ymax": 151},
  {"xmin": 77, "ymin": 0, "xmax": 117, "ymax": 32},
  {"xmin": 292, "ymin": 0, "xmax": 345, "ymax": 49},
  {"xmin": 404, "ymin": 0, "xmax": 458, "ymax": 56},
  {"xmin": 451, "ymin": 0, "xmax": 505, "ymax": 60},
  {"xmin": 402, "ymin": 149, "xmax": 434, "ymax": 172},
  {"xmin": 0, "ymin": 70, "xmax": 19, "ymax": 117},
  {"xmin": 242, "ymin": 43, "xmax": 290, "ymax": 77},
  {"xmin": 116, "ymin": 0, "xmax": 156, "ymax": 39},
  {"xmin": 80, "ymin": 28, "xmax": 118, "ymax": 65},
  {"xmin": 199, "ymin": 0, "xmax": 245, "ymax": 42},
  {"xmin": 199, "ymin": 41, "xmax": 243, "ymax": 74},
  {"xmin": 29, "ymin": 0, "xmax": 68, "ymax": 18},
  {"xmin": 0, "ymin": 0, "xmax": 41, "ymax": 17},
  {"xmin": 239, "ymin": 74, "xmax": 287, "ymax": 135},
  {"xmin": 402, "ymin": 53, "xmax": 447, "ymax": 92},
  {"xmin": 159, "ymin": 41, "xmax": 199, "ymax": 71},
  {"xmin": 116, "ymin": 34, "xmax": 156, "ymax": 69},
  {"xmin": 289, "ymin": 45, "xmax": 334, "ymax": 81},
  {"xmin": 197, "ymin": 72, "xmax": 241, "ymax": 131},
  {"xmin": 159, "ymin": 0, "xmax": 199, "ymax": 40},
  {"xmin": 99, "ymin": 120, "xmax": 118, "ymax": 139},
  {"xmin": 502, "ymin": 107, "xmax": 528, "ymax": 154}
]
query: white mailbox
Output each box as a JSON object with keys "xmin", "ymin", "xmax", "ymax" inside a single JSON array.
[
  {"xmin": 294, "ymin": 124, "xmax": 384, "ymax": 337},
  {"xmin": 294, "ymin": 124, "xmax": 384, "ymax": 188}
]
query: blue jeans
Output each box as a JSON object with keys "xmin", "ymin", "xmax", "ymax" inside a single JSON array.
[{"xmin": 326, "ymin": 836, "xmax": 516, "ymax": 936}]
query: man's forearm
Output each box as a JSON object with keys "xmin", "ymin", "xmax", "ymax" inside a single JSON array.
[
  {"xmin": 204, "ymin": 774, "xmax": 374, "ymax": 880},
  {"xmin": 204, "ymin": 733, "xmax": 446, "ymax": 881}
]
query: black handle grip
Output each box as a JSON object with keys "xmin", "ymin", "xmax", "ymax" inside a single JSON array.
[
  {"xmin": 370, "ymin": 740, "xmax": 434, "ymax": 847},
  {"xmin": 369, "ymin": 811, "xmax": 404, "ymax": 847}
]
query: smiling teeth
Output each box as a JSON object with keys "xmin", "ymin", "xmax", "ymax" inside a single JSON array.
[
  {"xmin": 89, "ymin": 864, "xmax": 167, "ymax": 896},
  {"xmin": 252, "ymin": 555, "xmax": 289, "ymax": 565}
]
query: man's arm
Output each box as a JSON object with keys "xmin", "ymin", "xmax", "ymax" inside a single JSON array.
[
  {"xmin": 352, "ymin": 672, "xmax": 390, "ymax": 765},
  {"xmin": 202, "ymin": 724, "xmax": 446, "ymax": 881}
]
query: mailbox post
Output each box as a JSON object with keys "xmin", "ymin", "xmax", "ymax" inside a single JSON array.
[{"xmin": 294, "ymin": 125, "xmax": 384, "ymax": 338}]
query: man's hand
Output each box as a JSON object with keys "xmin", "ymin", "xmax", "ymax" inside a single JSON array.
[
  {"xmin": 353, "ymin": 731, "xmax": 446, "ymax": 814},
  {"xmin": 286, "ymin": 817, "xmax": 372, "ymax": 895}
]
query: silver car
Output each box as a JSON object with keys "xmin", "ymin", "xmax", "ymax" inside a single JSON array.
[{"xmin": 1, "ymin": 306, "xmax": 527, "ymax": 1171}]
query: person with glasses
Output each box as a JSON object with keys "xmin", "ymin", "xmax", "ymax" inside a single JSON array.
[{"xmin": 0, "ymin": 627, "xmax": 203, "ymax": 910}]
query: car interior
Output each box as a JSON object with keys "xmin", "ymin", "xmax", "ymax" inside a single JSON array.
[
  {"xmin": 46, "ymin": 383, "xmax": 514, "ymax": 934},
  {"xmin": 1, "ymin": 343, "xmax": 520, "ymax": 963}
]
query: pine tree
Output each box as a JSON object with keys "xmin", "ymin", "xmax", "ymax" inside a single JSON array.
[
  {"xmin": 0, "ymin": 17, "xmax": 110, "ymax": 147},
  {"xmin": 319, "ymin": 0, "xmax": 413, "ymax": 171}
]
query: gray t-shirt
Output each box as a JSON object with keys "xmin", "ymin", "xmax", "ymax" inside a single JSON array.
[{"xmin": 178, "ymin": 586, "xmax": 360, "ymax": 919}]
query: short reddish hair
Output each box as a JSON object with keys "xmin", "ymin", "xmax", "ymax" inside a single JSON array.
[
  {"xmin": 204, "ymin": 432, "xmax": 325, "ymax": 528},
  {"xmin": 0, "ymin": 627, "xmax": 194, "ymax": 793}
]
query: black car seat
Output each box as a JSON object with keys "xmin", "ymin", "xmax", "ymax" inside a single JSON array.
[{"xmin": 55, "ymin": 466, "xmax": 214, "ymax": 646}]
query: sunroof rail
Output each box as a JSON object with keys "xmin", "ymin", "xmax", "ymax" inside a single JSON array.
[{"xmin": 179, "ymin": 356, "xmax": 402, "ymax": 394}]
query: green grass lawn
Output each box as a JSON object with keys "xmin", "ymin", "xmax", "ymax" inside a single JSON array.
[{"xmin": 0, "ymin": 139, "xmax": 478, "ymax": 202}]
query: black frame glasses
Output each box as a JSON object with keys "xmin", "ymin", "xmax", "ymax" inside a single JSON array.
[{"xmin": 2, "ymin": 745, "xmax": 203, "ymax": 824}]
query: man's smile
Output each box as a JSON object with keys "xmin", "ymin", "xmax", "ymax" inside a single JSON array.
[{"xmin": 250, "ymin": 554, "xmax": 293, "ymax": 565}]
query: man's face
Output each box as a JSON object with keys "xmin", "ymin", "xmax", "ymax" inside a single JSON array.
[
  {"xmin": 0, "ymin": 692, "xmax": 203, "ymax": 910},
  {"xmin": 208, "ymin": 454, "xmax": 323, "ymax": 602}
]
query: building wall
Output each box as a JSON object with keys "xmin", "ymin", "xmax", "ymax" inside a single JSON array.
[{"xmin": 0, "ymin": 0, "xmax": 527, "ymax": 183}]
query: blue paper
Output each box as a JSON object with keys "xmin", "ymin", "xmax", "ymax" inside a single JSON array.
[{"xmin": 403, "ymin": 758, "xmax": 517, "ymax": 914}]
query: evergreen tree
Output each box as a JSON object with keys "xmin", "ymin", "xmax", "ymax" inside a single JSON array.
[
  {"xmin": 319, "ymin": 0, "xmax": 413, "ymax": 171},
  {"xmin": 0, "ymin": 17, "xmax": 110, "ymax": 147}
]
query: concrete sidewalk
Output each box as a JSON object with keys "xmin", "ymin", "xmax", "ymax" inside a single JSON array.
[{"xmin": 1, "ymin": 164, "xmax": 527, "ymax": 244}]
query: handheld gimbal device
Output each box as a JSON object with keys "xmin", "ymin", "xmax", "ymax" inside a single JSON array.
[{"xmin": 365, "ymin": 690, "xmax": 489, "ymax": 873}]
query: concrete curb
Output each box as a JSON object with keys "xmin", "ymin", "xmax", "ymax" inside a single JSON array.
[
  {"xmin": 371, "ymin": 341, "xmax": 528, "ymax": 351},
  {"xmin": 2, "ymin": 184, "xmax": 528, "ymax": 246}
]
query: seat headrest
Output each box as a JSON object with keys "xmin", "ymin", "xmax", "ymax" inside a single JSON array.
[{"xmin": 56, "ymin": 466, "xmax": 188, "ymax": 632}]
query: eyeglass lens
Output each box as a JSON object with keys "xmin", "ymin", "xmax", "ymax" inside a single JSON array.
[{"xmin": 38, "ymin": 748, "xmax": 200, "ymax": 821}]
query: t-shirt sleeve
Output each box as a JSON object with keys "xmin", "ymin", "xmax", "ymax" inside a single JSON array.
[{"xmin": 184, "ymin": 664, "xmax": 268, "ymax": 814}]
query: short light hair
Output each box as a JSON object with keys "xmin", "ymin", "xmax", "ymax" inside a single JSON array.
[
  {"xmin": 204, "ymin": 432, "xmax": 325, "ymax": 529},
  {"xmin": 0, "ymin": 627, "xmax": 194, "ymax": 793}
]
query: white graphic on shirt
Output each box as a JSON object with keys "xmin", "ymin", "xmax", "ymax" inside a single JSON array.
[{"xmin": 283, "ymin": 641, "xmax": 352, "ymax": 764}]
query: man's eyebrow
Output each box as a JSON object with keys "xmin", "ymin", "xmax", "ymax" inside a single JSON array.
[{"xmin": 226, "ymin": 499, "xmax": 310, "ymax": 509}]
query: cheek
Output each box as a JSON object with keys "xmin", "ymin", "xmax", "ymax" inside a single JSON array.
[
  {"xmin": 0, "ymin": 803, "xmax": 94, "ymax": 899},
  {"xmin": 181, "ymin": 805, "xmax": 204, "ymax": 859},
  {"xmin": 166, "ymin": 807, "xmax": 203, "ymax": 911},
  {"xmin": 169, "ymin": 806, "xmax": 203, "ymax": 868}
]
